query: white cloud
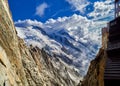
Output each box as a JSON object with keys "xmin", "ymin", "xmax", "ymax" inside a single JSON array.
[
  {"xmin": 15, "ymin": 0, "xmax": 116, "ymax": 77},
  {"xmin": 15, "ymin": 19, "xmax": 97, "ymax": 76},
  {"xmin": 66, "ymin": 0, "xmax": 90, "ymax": 13},
  {"xmin": 15, "ymin": 19, "xmax": 43, "ymax": 27},
  {"xmin": 88, "ymin": 0, "xmax": 114, "ymax": 21},
  {"xmin": 15, "ymin": 14, "xmax": 103, "ymax": 74},
  {"xmin": 35, "ymin": 2, "xmax": 48, "ymax": 17},
  {"xmin": 44, "ymin": 14, "xmax": 105, "ymax": 42},
  {"xmin": 15, "ymin": 14, "xmax": 106, "ymax": 45}
]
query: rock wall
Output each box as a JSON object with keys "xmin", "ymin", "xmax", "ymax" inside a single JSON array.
[
  {"xmin": 0, "ymin": 0, "xmax": 28, "ymax": 85},
  {"xmin": 0, "ymin": 0, "xmax": 80, "ymax": 86},
  {"xmin": 80, "ymin": 48, "xmax": 107, "ymax": 86},
  {"xmin": 80, "ymin": 29, "xmax": 109, "ymax": 86}
]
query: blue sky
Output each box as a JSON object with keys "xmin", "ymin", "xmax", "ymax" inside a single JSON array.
[
  {"xmin": 8, "ymin": 0, "xmax": 111, "ymax": 23},
  {"xmin": 11, "ymin": 0, "xmax": 115, "ymax": 75},
  {"xmin": 8, "ymin": 0, "xmax": 115, "ymax": 75},
  {"xmin": 10, "ymin": 0, "xmax": 114, "ymax": 46},
  {"xmin": 8, "ymin": 0, "xmax": 80, "ymax": 22}
]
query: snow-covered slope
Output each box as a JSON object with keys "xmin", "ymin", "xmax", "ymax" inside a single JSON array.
[{"xmin": 15, "ymin": 14, "xmax": 104, "ymax": 76}]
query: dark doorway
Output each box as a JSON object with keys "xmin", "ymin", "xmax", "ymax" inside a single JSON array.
[{"xmin": 104, "ymin": 79, "xmax": 120, "ymax": 86}]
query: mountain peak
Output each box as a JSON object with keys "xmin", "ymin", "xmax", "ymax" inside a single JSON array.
[{"xmin": 0, "ymin": 0, "xmax": 81, "ymax": 85}]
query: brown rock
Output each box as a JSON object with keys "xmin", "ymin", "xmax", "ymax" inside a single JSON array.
[
  {"xmin": 0, "ymin": 0, "xmax": 80, "ymax": 86},
  {"xmin": 81, "ymin": 48, "xmax": 107, "ymax": 86}
]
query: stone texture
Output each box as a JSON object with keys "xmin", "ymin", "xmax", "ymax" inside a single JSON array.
[
  {"xmin": 81, "ymin": 48, "xmax": 107, "ymax": 86},
  {"xmin": 79, "ymin": 27, "xmax": 109, "ymax": 86},
  {"xmin": 80, "ymin": 31, "xmax": 108, "ymax": 86},
  {"xmin": 0, "ymin": 0, "xmax": 80, "ymax": 86}
]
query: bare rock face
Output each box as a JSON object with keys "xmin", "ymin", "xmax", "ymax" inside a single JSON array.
[
  {"xmin": 80, "ymin": 48, "xmax": 107, "ymax": 86},
  {"xmin": 0, "ymin": 0, "xmax": 79, "ymax": 86},
  {"xmin": 0, "ymin": 0, "xmax": 28, "ymax": 85},
  {"xmin": 79, "ymin": 27, "xmax": 109, "ymax": 86}
]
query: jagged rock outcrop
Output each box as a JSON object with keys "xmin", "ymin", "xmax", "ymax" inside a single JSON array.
[
  {"xmin": 0, "ymin": 0, "xmax": 43, "ymax": 85},
  {"xmin": 0, "ymin": 0, "xmax": 80, "ymax": 86},
  {"xmin": 19, "ymin": 39, "xmax": 78, "ymax": 86},
  {"xmin": 80, "ymin": 28, "xmax": 108, "ymax": 86},
  {"xmin": 80, "ymin": 48, "xmax": 107, "ymax": 86}
]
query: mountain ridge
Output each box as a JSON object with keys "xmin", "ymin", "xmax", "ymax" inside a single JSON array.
[
  {"xmin": 80, "ymin": 27, "xmax": 109, "ymax": 86},
  {"xmin": 15, "ymin": 19, "xmax": 100, "ymax": 76},
  {"xmin": 0, "ymin": 0, "xmax": 81, "ymax": 85}
]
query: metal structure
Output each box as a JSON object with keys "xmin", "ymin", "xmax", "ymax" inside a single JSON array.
[
  {"xmin": 115, "ymin": 0, "xmax": 120, "ymax": 18},
  {"xmin": 104, "ymin": 0, "xmax": 120, "ymax": 85}
]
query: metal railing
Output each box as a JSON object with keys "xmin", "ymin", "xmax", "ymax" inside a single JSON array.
[{"xmin": 107, "ymin": 42, "xmax": 120, "ymax": 50}]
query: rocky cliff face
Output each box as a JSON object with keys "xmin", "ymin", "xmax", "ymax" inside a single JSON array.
[
  {"xmin": 80, "ymin": 28, "xmax": 108, "ymax": 86},
  {"xmin": 0, "ymin": 0, "xmax": 80, "ymax": 86},
  {"xmin": 80, "ymin": 48, "xmax": 107, "ymax": 86}
]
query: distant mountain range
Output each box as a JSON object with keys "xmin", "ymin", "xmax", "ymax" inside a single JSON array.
[
  {"xmin": 0, "ymin": 0, "xmax": 114, "ymax": 85},
  {"xmin": 15, "ymin": 18, "xmax": 101, "ymax": 76}
]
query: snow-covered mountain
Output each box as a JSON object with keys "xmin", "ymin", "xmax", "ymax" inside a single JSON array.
[{"xmin": 15, "ymin": 14, "xmax": 106, "ymax": 76}]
